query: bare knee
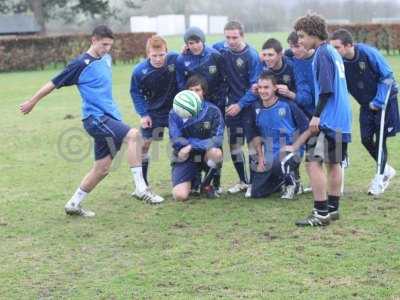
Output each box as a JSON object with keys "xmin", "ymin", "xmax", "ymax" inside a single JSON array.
[
  {"xmin": 173, "ymin": 186, "xmax": 190, "ymax": 202},
  {"xmin": 206, "ymin": 147, "xmax": 223, "ymax": 162},
  {"xmin": 125, "ymin": 128, "xmax": 140, "ymax": 143}
]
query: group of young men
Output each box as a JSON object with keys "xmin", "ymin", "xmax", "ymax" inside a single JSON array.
[{"xmin": 20, "ymin": 13, "xmax": 400, "ymax": 227}]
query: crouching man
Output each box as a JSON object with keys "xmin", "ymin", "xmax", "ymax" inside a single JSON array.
[
  {"xmin": 169, "ymin": 76, "xmax": 225, "ymax": 201},
  {"xmin": 247, "ymin": 72, "xmax": 309, "ymax": 198}
]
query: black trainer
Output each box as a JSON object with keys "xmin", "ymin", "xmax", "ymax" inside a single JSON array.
[{"xmin": 295, "ymin": 210, "xmax": 331, "ymax": 227}]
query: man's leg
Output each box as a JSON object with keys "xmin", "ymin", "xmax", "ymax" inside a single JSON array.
[
  {"xmin": 296, "ymin": 134, "xmax": 330, "ymax": 227},
  {"xmin": 171, "ymin": 159, "xmax": 198, "ymax": 201},
  {"xmin": 172, "ymin": 182, "xmax": 191, "ymax": 202},
  {"xmin": 227, "ymin": 126, "xmax": 248, "ymax": 193},
  {"xmin": 326, "ymin": 162, "xmax": 342, "ymax": 220},
  {"xmin": 65, "ymin": 154, "xmax": 113, "ymax": 217},
  {"xmin": 141, "ymin": 140, "xmax": 152, "ymax": 185},
  {"xmin": 201, "ymin": 148, "xmax": 223, "ymax": 197},
  {"xmin": 125, "ymin": 128, "xmax": 164, "ymax": 203}
]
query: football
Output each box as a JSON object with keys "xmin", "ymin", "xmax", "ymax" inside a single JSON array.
[{"xmin": 173, "ymin": 90, "xmax": 202, "ymax": 119}]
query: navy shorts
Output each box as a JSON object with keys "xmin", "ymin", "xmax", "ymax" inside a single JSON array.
[
  {"xmin": 83, "ymin": 115, "xmax": 130, "ymax": 160},
  {"xmin": 359, "ymin": 97, "xmax": 400, "ymax": 140},
  {"xmin": 251, "ymin": 159, "xmax": 285, "ymax": 198},
  {"xmin": 141, "ymin": 115, "xmax": 169, "ymax": 140},
  {"xmin": 171, "ymin": 160, "xmax": 203, "ymax": 187}
]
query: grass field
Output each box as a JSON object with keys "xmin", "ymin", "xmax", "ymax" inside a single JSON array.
[{"xmin": 1, "ymin": 33, "xmax": 400, "ymax": 299}]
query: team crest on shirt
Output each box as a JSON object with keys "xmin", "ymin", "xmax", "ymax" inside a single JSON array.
[
  {"xmin": 236, "ymin": 57, "xmax": 245, "ymax": 68},
  {"xmin": 358, "ymin": 61, "xmax": 366, "ymax": 71},
  {"xmin": 256, "ymin": 108, "xmax": 260, "ymax": 115},
  {"xmin": 142, "ymin": 68, "xmax": 148, "ymax": 74},
  {"xmin": 283, "ymin": 75, "xmax": 291, "ymax": 84},
  {"xmin": 278, "ymin": 108, "xmax": 286, "ymax": 117},
  {"xmin": 84, "ymin": 59, "xmax": 90, "ymax": 65},
  {"xmin": 209, "ymin": 65, "xmax": 217, "ymax": 74},
  {"xmin": 184, "ymin": 61, "xmax": 191, "ymax": 67},
  {"xmin": 168, "ymin": 64, "xmax": 175, "ymax": 72},
  {"xmin": 203, "ymin": 121, "xmax": 211, "ymax": 129}
]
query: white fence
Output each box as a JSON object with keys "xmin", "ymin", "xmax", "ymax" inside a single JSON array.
[{"xmin": 130, "ymin": 15, "xmax": 228, "ymax": 35}]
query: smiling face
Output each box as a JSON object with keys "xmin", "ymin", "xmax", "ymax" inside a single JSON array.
[
  {"xmin": 260, "ymin": 48, "xmax": 282, "ymax": 70},
  {"xmin": 257, "ymin": 78, "xmax": 277, "ymax": 103}
]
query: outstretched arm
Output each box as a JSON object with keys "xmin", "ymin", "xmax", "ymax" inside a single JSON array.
[{"xmin": 20, "ymin": 81, "xmax": 56, "ymax": 114}]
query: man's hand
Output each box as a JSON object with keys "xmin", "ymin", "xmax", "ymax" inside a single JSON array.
[
  {"xmin": 226, "ymin": 103, "xmax": 241, "ymax": 117},
  {"xmin": 276, "ymin": 84, "xmax": 295, "ymax": 99},
  {"xmin": 309, "ymin": 116, "xmax": 320, "ymax": 134},
  {"xmin": 19, "ymin": 100, "xmax": 36, "ymax": 115},
  {"xmin": 140, "ymin": 116, "xmax": 152, "ymax": 129},
  {"xmin": 251, "ymin": 83, "xmax": 259, "ymax": 95},
  {"xmin": 178, "ymin": 144, "xmax": 192, "ymax": 161}
]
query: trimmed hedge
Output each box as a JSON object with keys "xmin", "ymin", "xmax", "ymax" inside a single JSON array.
[
  {"xmin": 328, "ymin": 23, "xmax": 400, "ymax": 54},
  {"xmin": 0, "ymin": 32, "xmax": 154, "ymax": 72}
]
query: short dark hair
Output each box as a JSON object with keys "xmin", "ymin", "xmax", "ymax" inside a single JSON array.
[
  {"xmin": 185, "ymin": 74, "xmax": 208, "ymax": 96},
  {"xmin": 294, "ymin": 13, "xmax": 328, "ymax": 41},
  {"xmin": 224, "ymin": 20, "xmax": 244, "ymax": 36},
  {"xmin": 92, "ymin": 25, "xmax": 114, "ymax": 39},
  {"xmin": 262, "ymin": 38, "xmax": 283, "ymax": 53},
  {"xmin": 330, "ymin": 28, "xmax": 354, "ymax": 46},
  {"xmin": 258, "ymin": 71, "xmax": 277, "ymax": 85},
  {"xmin": 287, "ymin": 31, "xmax": 299, "ymax": 45}
]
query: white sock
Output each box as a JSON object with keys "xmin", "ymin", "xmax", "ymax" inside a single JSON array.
[
  {"xmin": 131, "ymin": 166, "xmax": 147, "ymax": 192},
  {"xmin": 67, "ymin": 187, "xmax": 88, "ymax": 207}
]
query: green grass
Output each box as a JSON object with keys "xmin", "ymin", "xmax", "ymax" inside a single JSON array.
[{"xmin": 1, "ymin": 34, "xmax": 400, "ymax": 299}]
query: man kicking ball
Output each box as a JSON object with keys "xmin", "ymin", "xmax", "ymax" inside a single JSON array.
[{"xmin": 20, "ymin": 25, "xmax": 164, "ymax": 217}]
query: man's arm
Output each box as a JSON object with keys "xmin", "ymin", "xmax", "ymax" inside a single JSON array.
[
  {"xmin": 20, "ymin": 81, "xmax": 56, "ymax": 114},
  {"xmin": 366, "ymin": 46, "xmax": 394, "ymax": 109}
]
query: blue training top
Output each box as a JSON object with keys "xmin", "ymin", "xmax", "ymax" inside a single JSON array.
[
  {"xmin": 52, "ymin": 53, "xmax": 122, "ymax": 120},
  {"xmin": 130, "ymin": 52, "xmax": 179, "ymax": 118},
  {"xmin": 213, "ymin": 41, "xmax": 260, "ymax": 108},
  {"xmin": 291, "ymin": 54, "xmax": 316, "ymax": 119},
  {"xmin": 247, "ymin": 98, "xmax": 309, "ymax": 162},
  {"xmin": 169, "ymin": 101, "xmax": 225, "ymax": 152},
  {"xmin": 342, "ymin": 43, "xmax": 398, "ymax": 108},
  {"xmin": 176, "ymin": 46, "xmax": 226, "ymax": 108},
  {"xmin": 257, "ymin": 56, "xmax": 297, "ymax": 94},
  {"xmin": 313, "ymin": 43, "xmax": 352, "ymax": 142}
]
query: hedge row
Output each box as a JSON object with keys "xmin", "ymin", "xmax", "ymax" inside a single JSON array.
[
  {"xmin": 0, "ymin": 32, "xmax": 154, "ymax": 72},
  {"xmin": 328, "ymin": 23, "xmax": 400, "ymax": 54}
]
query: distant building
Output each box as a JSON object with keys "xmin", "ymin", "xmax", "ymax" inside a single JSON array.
[
  {"xmin": 0, "ymin": 14, "xmax": 41, "ymax": 36},
  {"xmin": 372, "ymin": 17, "xmax": 400, "ymax": 23}
]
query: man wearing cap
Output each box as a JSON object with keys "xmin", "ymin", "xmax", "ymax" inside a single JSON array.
[{"xmin": 176, "ymin": 26, "xmax": 226, "ymax": 194}]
